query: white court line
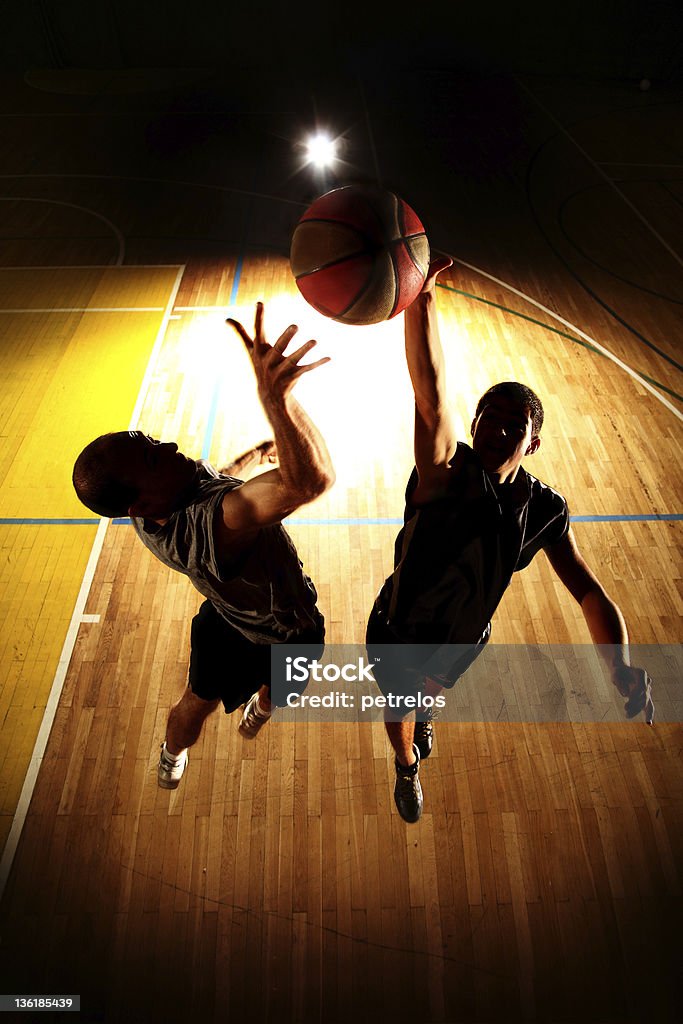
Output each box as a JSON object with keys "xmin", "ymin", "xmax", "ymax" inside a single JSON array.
[
  {"xmin": 451, "ymin": 256, "xmax": 683, "ymax": 423},
  {"xmin": 0, "ymin": 264, "xmax": 186, "ymax": 902},
  {"xmin": 516, "ymin": 79, "xmax": 683, "ymax": 270},
  {"xmin": 174, "ymin": 305, "xmax": 231, "ymax": 311},
  {"xmin": 0, "ymin": 197, "xmax": 126, "ymax": 266},
  {"xmin": 0, "ymin": 307, "xmax": 165, "ymax": 314}
]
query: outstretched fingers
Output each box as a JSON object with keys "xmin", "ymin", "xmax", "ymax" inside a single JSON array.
[
  {"xmin": 254, "ymin": 301, "xmax": 264, "ymax": 339},
  {"xmin": 273, "ymin": 324, "xmax": 299, "ymax": 353},
  {"xmin": 293, "ymin": 354, "xmax": 331, "ymax": 374},
  {"xmin": 225, "ymin": 304, "xmax": 330, "ymax": 387},
  {"xmin": 225, "ymin": 317, "xmax": 253, "ymax": 350},
  {"xmin": 281, "ymin": 338, "xmax": 320, "ymax": 364},
  {"xmin": 225, "ymin": 300, "xmax": 267, "ymax": 352}
]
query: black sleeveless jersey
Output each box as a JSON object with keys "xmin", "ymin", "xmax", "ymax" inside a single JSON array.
[{"xmin": 374, "ymin": 443, "xmax": 569, "ymax": 644}]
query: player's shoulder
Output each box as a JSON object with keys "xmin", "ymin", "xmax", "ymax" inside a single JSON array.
[
  {"xmin": 193, "ymin": 461, "xmax": 243, "ymax": 499},
  {"xmin": 524, "ymin": 468, "xmax": 568, "ymax": 509},
  {"xmin": 524, "ymin": 468, "xmax": 573, "ymax": 532}
]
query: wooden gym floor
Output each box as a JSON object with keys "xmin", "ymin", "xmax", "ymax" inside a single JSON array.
[{"xmin": 0, "ymin": 70, "xmax": 681, "ymax": 1022}]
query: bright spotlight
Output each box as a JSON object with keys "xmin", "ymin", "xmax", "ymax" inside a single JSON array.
[{"xmin": 305, "ymin": 133, "xmax": 337, "ymax": 169}]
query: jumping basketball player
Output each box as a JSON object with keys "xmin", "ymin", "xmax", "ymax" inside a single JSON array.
[
  {"xmin": 366, "ymin": 258, "xmax": 654, "ymax": 823},
  {"xmin": 73, "ymin": 303, "xmax": 334, "ymax": 789}
]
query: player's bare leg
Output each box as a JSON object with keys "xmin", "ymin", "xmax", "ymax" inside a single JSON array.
[
  {"xmin": 385, "ymin": 717, "xmax": 416, "ymax": 766},
  {"xmin": 158, "ymin": 689, "xmax": 220, "ymax": 789},
  {"xmin": 166, "ymin": 688, "xmax": 220, "ymax": 753}
]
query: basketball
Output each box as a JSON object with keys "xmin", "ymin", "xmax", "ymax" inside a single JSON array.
[{"xmin": 290, "ymin": 185, "xmax": 430, "ymax": 325}]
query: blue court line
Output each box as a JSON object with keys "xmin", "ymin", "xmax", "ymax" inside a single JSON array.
[
  {"xmin": 2, "ymin": 514, "xmax": 681, "ymax": 527},
  {"xmin": 201, "ymin": 256, "xmax": 243, "ymax": 460},
  {"xmin": 0, "ymin": 518, "xmax": 101, "ymax": 525},
  {"xmin": 288, "ymin": 514, "xmax": 683, "ymax": 524},
  {"xmin": 571, "ymin": 514, "xmax": 683, "ymax": 522}
]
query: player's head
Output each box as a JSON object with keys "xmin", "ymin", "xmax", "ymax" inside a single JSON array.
[
  {"xmin": 73, "ymin": 431, "xmax": 198, "ymax": 520},
  {"xmin": 475, "ymin": 382, "xmax": 544, "ymax": 435},
  {"xmin": 471, "ymin": 382, "xmax": 543, "ymax": 476}
]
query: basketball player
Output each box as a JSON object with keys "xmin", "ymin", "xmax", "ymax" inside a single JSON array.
[
  {"xmin": 73, "ymin": 302, "xmax": 334, "ymax": 789},
  {"xmin": 367, "ymin": 258, "xmax": 655, "ymax": 823}
]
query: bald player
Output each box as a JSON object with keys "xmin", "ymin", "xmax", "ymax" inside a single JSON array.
[{"xmin": 73, "ymin": 303, "xmax": 334, "ymax": 789}]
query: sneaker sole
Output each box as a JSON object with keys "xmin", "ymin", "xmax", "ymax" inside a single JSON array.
[
  {"xmin": 158, "ymin": 776, "xmax": 182, "ymax": 790},
  {"xmin": 157, "ymin": 748, "xmax": 187, "ymax": 789}
]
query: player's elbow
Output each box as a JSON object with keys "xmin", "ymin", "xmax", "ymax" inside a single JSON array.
[
  {"xmin": 319, "ymin": 465, "xmax": 336, "ymax": 493},
  {"xmin": 300, "ymin": 466, "xmax": 336, "ymax": 503},
  {"xmin": 280, "ymin": 467, "xmax": 335, "ymax": 512}
]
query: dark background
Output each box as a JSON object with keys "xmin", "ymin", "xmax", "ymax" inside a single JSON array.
[{"xmin": 2, "ymin": 1, "xmax": 682, "ymax": 272}]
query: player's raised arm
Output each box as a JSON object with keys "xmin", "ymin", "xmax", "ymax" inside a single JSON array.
[
  {"xmin": 221, "ymin": 302, "xmax": 335, "ymax": 531},
  {"xmin": 404, "ymin": 256, "xmax": 458, "ymax": 504}
]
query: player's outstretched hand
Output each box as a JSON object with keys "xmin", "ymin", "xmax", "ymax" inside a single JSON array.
[
  {"xmin": 226, "ymin": 302, "xmax": 330, "ymax": 402},
  {"xmin": 614, "ymin": 664, "xmax": 655, "ymax": 724},
  {"xmin": 421, "ymin": 254, "xmax": 454, "ymax": 295}
]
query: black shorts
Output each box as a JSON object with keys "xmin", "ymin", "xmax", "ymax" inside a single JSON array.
[
  {"xmin": 366, "ymin": 607, "xmax": 490, "ymax": 707},
  {"xmin": 189, "ymin": 600, "xmax": 325, "ymax": 713}
]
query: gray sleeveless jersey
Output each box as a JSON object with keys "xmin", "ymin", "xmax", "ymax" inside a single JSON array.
[{"xmin": 131, "ymin": 461, "xmax": 321, "ymax": 643}]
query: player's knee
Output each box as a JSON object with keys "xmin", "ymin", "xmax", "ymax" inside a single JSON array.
[{"xmin": 176, "ymin": 687, "xmax": 221, "ymax": 720}]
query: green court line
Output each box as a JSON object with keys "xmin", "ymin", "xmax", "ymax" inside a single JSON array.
[{"xmin": 437, "ymin": 282, "xmax": 683, "ymax": 404}]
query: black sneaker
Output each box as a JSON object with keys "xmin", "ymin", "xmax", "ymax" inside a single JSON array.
[
  {"xmin": 394, "ymin": 744, "xmax": 423, "ymax": 823},
  {"xmin": 414, "ymin": 709, "xmax": 439, "ymax": 760}
]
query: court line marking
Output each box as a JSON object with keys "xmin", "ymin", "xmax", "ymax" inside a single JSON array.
[
  {"xmin": 0, "ymin": 264, "xmax": 187, "ymax": 902},
  {"xmin": 0, "ymin": 196, "xmax": 126, "ymax": 266},
  {"xmin": 0, "ymin": 307, "xmax": 166, "ymax": 313},
  {"xmin": 516, "ymin": 79, "xmax": 683, "ymax": 270},
  {"xmin": 0, "ymin": 519, "xmax": 101, "ymax": 524},
  {"xmin": 175, "ymin": 305, "xmax": 235, "ymax": 311},
  {"xmin": 287, "ymin": 515, "xmax": 683, "ymax": 524},
  {"xmin": 1, "ymin": 513, "xmax": 682, "ymax": 527},
  {"xmin": 0, "ymin": 173, "xmax": 306, "ymax": 208},
  {"xmin": 150, "ymin": 292, "xmax": 683, "ymax": 403},
  {"xmin": 449, "ymin": 257, "xmax": 683, "ymax": 423},
  {"xmin": 201, "ymin": 243, "xmax": 246, "ymax": 459},
  {"xmin": 599, "ymin": 162, "xmax": 683, "ymax": 169},
  {"xmin": 0, "ymin": 264, "xmax": 183, "ymax": 269},
  {"xmin": 441, "ymin": 283, "xmax": 682, "ymax": 401}
]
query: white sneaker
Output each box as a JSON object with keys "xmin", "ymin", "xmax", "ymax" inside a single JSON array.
[
  {"xmin": 157, "ymin": 742, "xmax": 188, "ymax": 789},
  {"xmin": 238, "ymin": 692, "xmax": 272, "ymax": 739}
]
